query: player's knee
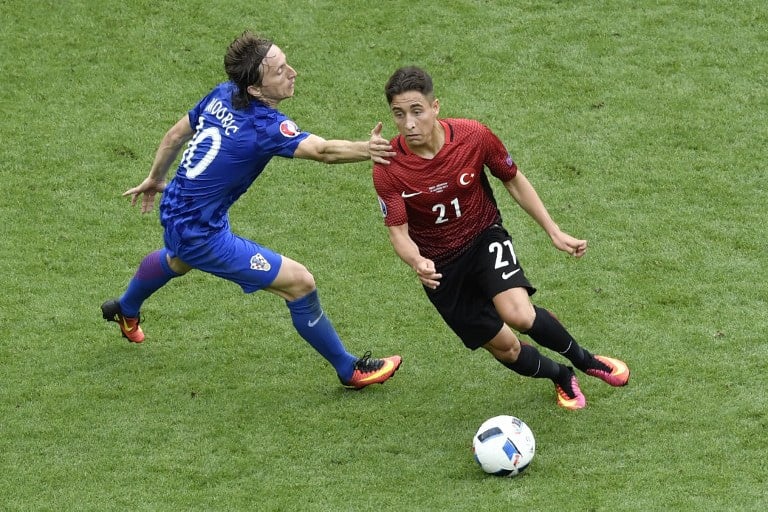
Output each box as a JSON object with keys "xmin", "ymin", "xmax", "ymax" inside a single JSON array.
[
  {"xmin": 500, "ymin": 304, "xmax": 536, "ymax": 332},
  {"xmin": 295, "ymin": 268, "xmax": 316, "ymax": 295},
  {"xmin": 499, "ymin": 342, "xmax": 521, "ymax": 363},
  {"xmin": 484, "ymin": 328, "xmax": 521, "ymax": 362},
  {"xmin": 270, "ymin": 259, "xmax": 318, "ymax": 301},
  {"xmin": 167, "ymin": 256, "xmax": 192, "ymax": 275},
  {"xmin": 284, "ymin": 266, "xmax": 316, "ymax": 299}
]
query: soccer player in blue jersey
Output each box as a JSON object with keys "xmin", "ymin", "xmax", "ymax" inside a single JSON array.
[{"xmin": 101, "ymin": 31, "xmax": 401, "ymax": 390}]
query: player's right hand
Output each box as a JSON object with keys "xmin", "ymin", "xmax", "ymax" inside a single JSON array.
[
  {"xmin": 123, "ymin": 177, "xmax": 167, "ymax": 214},
  {"xmin": 414, "ymin": 258, "xmax": 442, "ymax": 289}
]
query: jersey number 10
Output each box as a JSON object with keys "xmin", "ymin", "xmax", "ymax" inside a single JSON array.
[{"xmin": 182, "ymin": 118, "xmax": 222, "ymax": 179}]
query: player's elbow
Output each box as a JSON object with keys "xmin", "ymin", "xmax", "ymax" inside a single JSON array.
[
  {"xmin": 164, "ymin": 129, "xmax": 192, "ymax": 151},
  {"xmin": 295, "ymin": 145, "xmax": 336, "ymax": 164},
  {"xmin": 316, "ymin": 151, "xmax": 340, "ymax": 164}
]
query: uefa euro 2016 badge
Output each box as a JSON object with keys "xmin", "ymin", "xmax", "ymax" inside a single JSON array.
[
  {"xmin": 378, "ymin": 196, "xmax": 388, "ymax": 217},
  {"xmin": 279, "ymin": 120, "xmax": 301, "ymax": 138}
]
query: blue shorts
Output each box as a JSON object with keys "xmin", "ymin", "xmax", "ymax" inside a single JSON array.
[{"xmin": 164, "ymin": 228, "xmax": 283, "ymax": 293}]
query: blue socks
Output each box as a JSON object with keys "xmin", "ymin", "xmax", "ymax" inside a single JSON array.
[
  {"xmin": 118, "ymin": 253, "xmax": 357, "ymax": 381},
  {"xmin": 119, "ymin": 249, "xmax": 180, "ymax": 317},
  {"xmin": 286, "ymin": 290, "xmax": 357, "ymax": 381}
]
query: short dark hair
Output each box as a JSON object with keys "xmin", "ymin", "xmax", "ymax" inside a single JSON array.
[
  {"xmin": 385, "ymin": 66, "xmax": 434, "ymax": 104},
  {"xmin": 224, "ymin": 31, "xmax": 274, "ymax": 109}
]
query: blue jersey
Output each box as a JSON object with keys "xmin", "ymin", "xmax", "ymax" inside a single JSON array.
[{"xmin": 160, "ymin": 82, "xmax": 310, "ymax": 241}]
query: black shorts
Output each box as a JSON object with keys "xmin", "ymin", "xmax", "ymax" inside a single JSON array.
[{"xmin": 424, "ymin": 225, "xmax": 535, "ymax": 350}]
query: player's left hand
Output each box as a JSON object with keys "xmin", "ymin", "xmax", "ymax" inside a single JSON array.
[
  {"xmin": 552, "ymin": 231, "xmax": 587, "ymax": 258},
  {"xmin": 369, "ymin": 122, "xmax": 396, "ymax": 165}
]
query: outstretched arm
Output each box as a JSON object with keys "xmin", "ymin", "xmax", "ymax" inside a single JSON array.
[
  {"xmin": 123, "ymin": 115, "xmax": 194, "ymax": 213},
  {"xmin": 503, "ymin": 172, "xmax": 587, "ymax": 257},
  {"xmin": 387, "ymin": 224, "xmax": 442, "ymax": 289},
  {"xmin": 293, "ymin": 122, "xmax": 395, "ymax": 164}
]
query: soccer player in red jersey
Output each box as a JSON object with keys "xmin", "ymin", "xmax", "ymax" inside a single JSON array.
[{"xmin": 372, "ymin": 66, "xmax": 630, "ymax": 410}]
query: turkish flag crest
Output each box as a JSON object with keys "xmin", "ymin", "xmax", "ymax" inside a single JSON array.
[{"xmin": 457, "ymin": 168, "xmax": 476, "ymax": 188}]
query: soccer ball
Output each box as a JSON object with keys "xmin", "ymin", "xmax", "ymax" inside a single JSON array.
[{"xmin": 472, "ymin": 415, "xmax": 535, "ymax": 477}]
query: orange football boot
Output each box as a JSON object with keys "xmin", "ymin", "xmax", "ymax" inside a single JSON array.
[
  {"xmin": 341, "ymin": 352, "xmax": 402, "ymax": 389},
  {"xmin": 101, "ymin": 299, "xmax": 145, "ymax": 343}
]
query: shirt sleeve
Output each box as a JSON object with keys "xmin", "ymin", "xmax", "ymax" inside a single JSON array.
[
  {"xmin": 261, "ymin": 114, "xmax": 311, "ymax": 158},
  {"xmin": 372, "ymin": 164, "xmax": 408, "ymax": 227},
  {"xmin": 481, "ymin": 124, "xmax": 518, "ymax": 181}
]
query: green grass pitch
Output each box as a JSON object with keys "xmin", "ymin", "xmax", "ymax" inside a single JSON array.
[{"xmin": 1, "ymin": 0, "xmax": 766, "ymax": 510}]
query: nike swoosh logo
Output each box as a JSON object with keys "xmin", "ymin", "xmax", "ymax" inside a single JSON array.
[
  {"xmin": 308, "ymin": 312, "xmax": 324, "ymax": 327},
  {"xmin": 401, "ymin": 191, "xmax": 422, "ymax": 198},
  {"xmin": 121, "ymin": 318, "xmax": 134, "ymax": 332},
  {"xmin": 602, "ymin": 357, "xmax": 628, "ymax": 376},
  {"xmin": 501, "ymin": 269, "xmax": 520, "ymax": 280},
  {"xmin": 355, "ymin": 359, "xmax": 396, "ymax": 384}
]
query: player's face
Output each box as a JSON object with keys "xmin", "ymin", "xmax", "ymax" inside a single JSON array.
[
  {"xmin": 254, "ymin": 45, "xmax": 297, "ymax": 105},
  {"xmin": 389, "ymin": 91, "xmax": 440, "ymax": 149}
]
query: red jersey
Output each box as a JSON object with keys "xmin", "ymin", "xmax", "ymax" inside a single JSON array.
[{"xmin": 373, "ymin": 118, "xmax": 518, "ymax": 266}]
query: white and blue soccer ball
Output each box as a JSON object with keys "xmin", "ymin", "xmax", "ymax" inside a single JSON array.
[{"xmin": 472, "ymin": 415, "xmax": 535, "ymax": 477}]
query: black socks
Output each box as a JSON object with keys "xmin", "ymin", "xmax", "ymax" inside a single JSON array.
[
  {"xmin": 499, "ymin": 343, "xmax": 563, "ymax": 380},
  {"xmin": 523, "ymin": 306, "xmax": 593, "ymax": 371}
]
